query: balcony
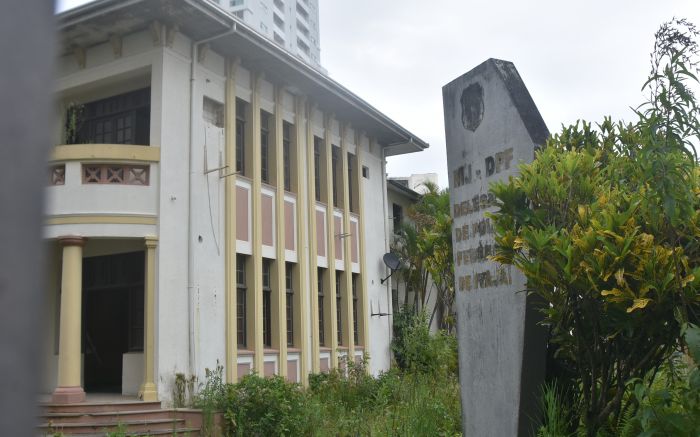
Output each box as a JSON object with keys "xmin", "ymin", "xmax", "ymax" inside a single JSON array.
[{"xmin": 45, "ymin": 144, "xmax": 160, "ymax": 238}]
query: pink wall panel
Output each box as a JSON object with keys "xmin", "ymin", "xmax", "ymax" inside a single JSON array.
[
  {"xmin": 316, "ymin": 210, "xmax": 325, "ymax": 257},
  {"xmin": 237, "ymin": 363, "xmax": 251, "ymax": 377},
  {"xmin": 320, "ymin": 357, "xmax": 329, "ymax": 373},
  {"xmin": 264, "ymin": 361, "xmax": 276, "ymax": 377},
  {"xmin": 287, "ymin": 360, "xmax": 298, "ymax": 382},
  {"xmin": 236, "ymin": 186, "xmax": 249, "ymax": 241},
  {"xmin": 334, "ymin": 216, "xmax": 343, "ymax": 261},
  {"xmin": 351, "ymin": 221, "xmax": 359, "ymax": 263},
  {"xmin": 284, "ymin": 200, "xmax": 295, "ymax": 251},
  {"xmin": 262, "ymin": 194, "xmax": 273, "ymax": 247}
]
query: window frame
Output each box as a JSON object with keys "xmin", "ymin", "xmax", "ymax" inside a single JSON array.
[
  {"xmin": 236, "ymin": 255, "xmax": 247, "ymax": 348},
  {"xmin": 317, "ymin": 267, "xmax": 325, "ymax": 346},
  {"xmin": 262, "ymin": 258, "xmax": 272, "ymax": 348},
  {"xmin": 285, "ymin": 262, "xmax": 294, "ymax": 347},
  {"xmin": 235, "ymin": 99, "xmax": 246, "ymax": 175},
  {"xmin": 283, "ymin": 121, "xmax": 292, "ymax": 192},
  {"xmin": 336, "ymin": 271, "xmax": 342, "ymax": 346},
  {"xmin": 260, "ymin": 111, "xmax": 271, "ymax": 184}
]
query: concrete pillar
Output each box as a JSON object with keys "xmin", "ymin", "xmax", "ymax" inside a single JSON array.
[
  {"xmin": 140, "ymin": 236, "xmax": 158, "ymax": 401},
  {"xmin": 272, "ymin": 85, "xmax": 288, "ymax": 377},
  {"xmin": 52, "ymin": 236, "xmax": 86, "ymax": 404}
]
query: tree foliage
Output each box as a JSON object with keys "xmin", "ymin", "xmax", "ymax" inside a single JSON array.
[
  {"xmin": 489, "ymin": 19, "xmax": 700, "ymax": 435},
  {"xmin": 391, "ymin": 182, "xmax": 455, "ymax": 331}
]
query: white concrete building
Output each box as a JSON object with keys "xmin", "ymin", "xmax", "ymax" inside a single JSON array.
[
  {"xmin": 388, "ymin": 173, "xmax": 439, "ymax": 195},
  {"xmin": 216, "ymin": 0, "xmax": 323, "ymax": 71},
  {"xmin": 43, "ymin": 0, "xmax": 427, "ymax": 405}
]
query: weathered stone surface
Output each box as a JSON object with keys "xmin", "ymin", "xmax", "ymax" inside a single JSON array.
[{"xmin": 443, "ymin": 58, "xmax": 548, "ymax": 437}]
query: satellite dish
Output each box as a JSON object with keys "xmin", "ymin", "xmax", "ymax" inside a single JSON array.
[
  {"xmin": 380, "ymin": 252, "xmax": 401, "ymax": 284},
  {"xmin": 383, "ymin": 252, "xmax": 401, "ymax": 271}
]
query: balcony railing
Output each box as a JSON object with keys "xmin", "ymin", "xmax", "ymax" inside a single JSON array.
[{"xmin": 45, "ymin": 144, "xmax": 160, "ymax": 223}]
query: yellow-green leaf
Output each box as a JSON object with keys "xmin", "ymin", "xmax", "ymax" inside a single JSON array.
[{"xmin": 627, "ymin": 298, "xmax": 651, "ymax": 313}]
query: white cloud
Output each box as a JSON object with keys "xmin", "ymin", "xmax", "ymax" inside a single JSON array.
[{"xmin": 321, "ymin": 0, "xmax": 700, "ymax": 186}]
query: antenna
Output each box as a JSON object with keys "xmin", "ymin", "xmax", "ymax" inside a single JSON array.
[{"xmin": 380, "ymin": 252, "xmax": 401, "ymax": 284}]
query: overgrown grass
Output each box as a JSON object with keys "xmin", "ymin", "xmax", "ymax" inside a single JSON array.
[
  {"xmin": 195, "ymin": 309, "xmax": 461, "ymax": 436},
  {"xmin": 214, "ymin": 360, "xmax": 461, "ymax": 437}
]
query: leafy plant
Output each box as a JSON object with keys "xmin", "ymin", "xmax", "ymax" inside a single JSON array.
[
  {"xmin": 193, "ymin": 362, "xmax": 226, "ymax": 436},
  {"xmin": 489, "ymin": 18, "xmax": 700, "ymax": 435},
  {"xmin": 391, "ymin": 306, "xmax": 457, "ymax": 376},
  {"xmin": 392, "ymin": 182, "xmax": 456, "ymax": 331},
  {"xmin": 63, "ymin": 102, "xmax": 84, "ymax": 144},
  {"xmin": 630, "ymin": 324, "xmax": 700, "ymax": 436},
  {"xmin": 223, "ymin": 374, "xmax": 307, "ymax": 436},
  {"xmin": 536, "ymin": 382, "xmax": 571, "ymax": 437}
]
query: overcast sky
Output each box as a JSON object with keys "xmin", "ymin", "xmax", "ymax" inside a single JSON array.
[{"xmin": 58, "ymin": 0, "xmax": 700, "ymax": 186}]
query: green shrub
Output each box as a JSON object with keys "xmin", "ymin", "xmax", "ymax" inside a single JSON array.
[
  {"xmin": 193, "ymin": 363, "xmax": 226, "ymax": 436},
  {"xmin": 630, "ymin": 324, "xmax": 700, "ymax": 436},
  {"xmin": 223, "ymin": 374, "xmax": 307, "ymax": 436},
  {"xmin": 392, "ymin": 306, "xmax": 457, "ymax": 376}
]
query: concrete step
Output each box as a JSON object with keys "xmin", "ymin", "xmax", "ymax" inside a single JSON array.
[
  {"xmin": 37, "ymin": 428, "xmax": 201, "ymax": 437},
  {"xmin": 43, "ymin": 408, "xmax": 175, "ymax": 424},
  {"xmin": 38, "ymin": 417, "xmax": 186, "ymax": 435},
  {"xmin": 41, "ymin": 401, "xmax": 162, "ymax": 414}
]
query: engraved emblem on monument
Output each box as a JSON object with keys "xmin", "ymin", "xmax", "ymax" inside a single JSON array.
[{"xmin": 460, "ymin": 82, "xmax": 484, "ymax": 132}]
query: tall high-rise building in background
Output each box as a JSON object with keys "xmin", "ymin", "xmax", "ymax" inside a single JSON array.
[{"xmin": 219, "ymin": 0, "xmax": 323, "ymax": 71}]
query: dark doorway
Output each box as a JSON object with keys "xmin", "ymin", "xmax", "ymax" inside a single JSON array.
[{"xmin": 82, "ymin": 251, "xmax": 144, "ymax": 393}]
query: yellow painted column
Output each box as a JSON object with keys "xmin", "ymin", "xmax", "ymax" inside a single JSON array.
[
  {"xmin": 306, "ymin": 103, "xmax": 320, "ymax": 374},
  {"xmin": 324, "ymin": 114, "xmax": 338, "ymax": 369},
  {"xmin": 52, "ymin": 236, "xmax": 86, "ymax": 404},
  {"xmin": 295, "ymin": 96, "xmax": 310, "ymax": 385},
  {"xmin": 251, "ymin": 73, "xmax": 264, "ymax": 374},
  {"xmin": 140, "ymin": 236, "xmax": 158, "ymax": 401},
  {"xmin": 272, "ymin": 85, "xmax": 287, "ymax": 378},
  {"xmin": 357, "ymin": 137, "xmax": 370, "ymax": 360},
  {"xmin": 340, "ymin": 124, "xmax": 355, "ymax": 361},
  {"xmin": 224, "ymin": 58, "xmax": 239, "ymax": 383}
]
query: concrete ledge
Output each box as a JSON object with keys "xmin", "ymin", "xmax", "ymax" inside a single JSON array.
[{"xmin": 50, "ymin": 144, "xmax": 161, "ymax": 163}]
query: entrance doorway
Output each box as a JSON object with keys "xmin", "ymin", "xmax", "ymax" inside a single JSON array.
[{"xmin": 82, "ymin": 251, "xmax": 144, "ymax": 393}]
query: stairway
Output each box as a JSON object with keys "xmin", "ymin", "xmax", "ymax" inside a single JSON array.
[{"xmin": 38, "ymin": 399, "xmax": 208, "ymax": 436}]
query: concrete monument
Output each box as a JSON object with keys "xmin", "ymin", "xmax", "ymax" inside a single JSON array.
[{"xmin": 443, "ymin": 59, "xmax": 549, "ymax": 436}]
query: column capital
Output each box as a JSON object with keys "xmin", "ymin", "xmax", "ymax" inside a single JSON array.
[
  {"xmin": 144, "ymin": 235, "xmax": 158, "ymax": 248},
  {"xmin": 58, "ymin": 235, "xmax": 85, "ymax": 247}
]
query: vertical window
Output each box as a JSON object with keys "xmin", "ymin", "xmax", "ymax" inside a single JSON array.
[
  {"xmin": 261, "ymin": 111, "xmax": 271, "ymax": 184},
  {"xmin": 332, "ymin": 146, "xmax": 339, "ymax": 207},
  {"xmin": 352, "ymin": 274, "xmax": 359, "ymax": 345},
  {"xmin": 283, "ymin": 122, "xmax": 292, "ymax": 191},
  {"xmin": 347, "ymin": 152, "xmax": 354, "ymax": 212},
  {"xmin": 314, "ymin": 136, "xmax": 322, "ymax": 202},
  {"xmin": 336, "ymin": 271, "xmax": 342, "ymax": 346},
  {"xmin": 262, "ymin": 258, "xmax": 272, "ymax": 347},
  {"xmin": 317, "ymin": 267, "xmax": 325, "ymax": 346},
  {"xmin": 236, "ymin": 255, "xmax": 247, "ymax": 348},
  {"xmin": 286, "ymin": 262, "xmax": 294, "ymax": 346},
  {"xmin": 235, "ymin": 99, "xmax": 246, "ymax": 175},
  {"xmin": 392, "ymin": 203, "xmax": 403, "ymax": 234}
]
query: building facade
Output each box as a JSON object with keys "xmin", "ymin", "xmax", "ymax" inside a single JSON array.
[
  {"xmin": 44, "ymin": 0, "xmax": 426, "ymax": 404},
  {"xmin": 216, "ymin": 0, "xmax": 322, "ymax": 71}
]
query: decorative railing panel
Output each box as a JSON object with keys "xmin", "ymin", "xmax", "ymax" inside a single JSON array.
[
  {"xmin": 82, "ymin": 164, "xmax": 149, "ymax": 185},
  {"xmin": 49, "ymin": 165, "xmax": 65, "ymax": 186}
]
